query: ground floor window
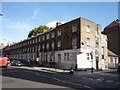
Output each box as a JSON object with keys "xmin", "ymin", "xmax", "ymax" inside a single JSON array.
[
  {"xmin": 64, "ymin": 53, "xmax": 69, "ymax": 61},
  {"xmin": 86, "ymin": 53, "xmax": 90, "ymax": 60},
  {"xmin": 58, "ymin": 54, "xmax": 61, "ymax": 62}
]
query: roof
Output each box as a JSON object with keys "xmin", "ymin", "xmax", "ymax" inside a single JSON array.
[
  {"xmin": 104, "ymin": 19, "xmax": 120, "ymax": 32},
  {"xmin": 108, "ymin": 50, "xmax": 118, "ymax": 57}
]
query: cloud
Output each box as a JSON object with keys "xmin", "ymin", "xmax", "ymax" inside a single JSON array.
[
  {"xmin": 32, "ymin": 8, "xmax": 40, "ymax": 20},
  {"xmin": 46, "ymin": 21, "xmax": 66, "ymax": 28}
]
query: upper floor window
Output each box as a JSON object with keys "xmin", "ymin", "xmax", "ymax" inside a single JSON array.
[
  {"xmin": 72, "ymin": 24, "xmax": 77, "ymax": 32},
  {"xmin": 102, "ymin": 47, "xmax": 104, "ymax": 55},
  {"xmin": 51, "ymin": 32, "xmax": 55, "ymax": 38},
  {"xmin": 39, "ymin": 37, "xmax": 41, "ymax": 42},
  {"xmin": 86, "ymin": 38, "xmax": 90, "ymax": 49},
  {"xmin": 47, "ymin": 33, "xmax": 49, "ymax": 40},
  {"xmin": 72, "ymin": 37, "xmax": 77, "ymax": 45},
  {"xmin": 72, "ymin": 37, "xmax": 77, "ymax": 49},
  {"xmin": 57, "ymin": 41, "xmax": 61, "ymax": 47},
  {"xmin": 33, "ymin": 39, "xmax": 34, "ymax": 43},
  {"xmin": 36, "ymin": 38, "xmax": 37, "ymax": 43},
  {"xmin": 86, "ymin": 25, "xmax": 90, "ymax": 32},
  {"xmin": 42, "ymin": 44, "xmax": 45, "ymax": 50},
  {"xmin": 36, "ymin": 46, "xmax": 37, "ymax": 52},
  {"xmin": 86, "ymin": 38, "xmax": 90, "ymax": 46},
  {"xmin": 30, "ymin": 40, "xmax": 31, "ymax": 44},
  {"xmin": 96, "ymin": 29, "xmax": 99, "ymax": 36},
  {"xmin": 46, "ymin": 43, "xmax": 49, "ymax": 50},
  {"xmin": 33, "ymin": 47, "xmax": 34, "ymax": 52},
  {"xmin": 57, "ymin": 30, "xmax": 61, "ymax": 36},
  {"xmin": 52, "ymin": 42, "xmax": 54, "ymax": 50},
  {"xmin": 38, "ymin": 45, "xmax": 41, "ymax": 51},
  {"xmin": 42, "ymin": 35, "xmax": 45, "ymax": 41},
  {"xmin": 64, "ymin": 53, "xmax": 69, "ymax": 61}
]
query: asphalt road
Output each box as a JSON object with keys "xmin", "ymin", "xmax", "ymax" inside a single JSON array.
[{"xmin": 1, "ymin": 66, "xmax": 120, "ymax": 89}]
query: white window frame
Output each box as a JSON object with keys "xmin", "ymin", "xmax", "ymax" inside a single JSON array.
[
  {"xmin": 42, "ymin": 44, "xmax": 45, "ymax": 50},
  {"xmin": 47, "ymin": 34, "xmax": 49, "ymax": 40},
  {"xmin": 36, "ymin": 38, "xmax": 37, "ymax": 43},
  {"xmin": 33, "ymin": 47, "xmax": 34, "ymax": 52},
  {"xmin": 58, "ymin": 30, "xmax": 61, "ymax": 36},
  {"xmin": 52, "ymin": 32, "xmax": 55, "ymax": 38},
  {"xmin": 42, "ymin": 36, "xmax": 45, "ymax": 41},
  {"xmin": 86, "ymin": 53, "xmax": 90, "ymax": 60},
  {"xmin": 52, "ymin": 42, "xmax": 54, "ymax": 50},
  {"xmin": 72, "ymin": 37, "xmax": 77, "ymax": 45},
  {"xmin": 64, "ymin": 53, "xmax": 69, "ymax": 61},
  {"xmin": 36, "ymin": 46, "xmax": 37, "ymax": 52},
  {"xmin": 57, "ymin": 41, "xmax": 61, "ymax": 47},
  {"xmin": 86, "ymin": 38, "xmax": 90, "ymax": 46},
  {"xmin": 86, "ymin": 25, "xmax": 90, "ymax": 32},
  {"xmin": 39, "ymin": 45, "xmax": 41, "ymax": 51},
  {"xmin": 72, "ymin": 24, "xmax": 77, "ymax": 32},
  {"xmin": 39, "ymin": 37, "xmax": 41, "ymax": 42},
  {"xmin": 58, "ymin": 54, "xmax": 61, "ymax": 61},
  {"xmin": 46, "ymin": 43, "xmax": 49, "ymax": 50}
]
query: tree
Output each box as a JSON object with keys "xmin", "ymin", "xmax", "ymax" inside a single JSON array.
[{"xmin": 28, "ymin": 25, "xmax": 49, "ymax": 38}]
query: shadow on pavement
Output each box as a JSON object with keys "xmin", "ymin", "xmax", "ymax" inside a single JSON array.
[{"xmin": 1, "ymin": 67, "xmax": 90, "ymax": 89}]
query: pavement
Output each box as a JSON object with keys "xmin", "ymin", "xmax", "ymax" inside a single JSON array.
[{"xmin": 9, "ymin": 65, "xmax": 119, "ymax": 76}]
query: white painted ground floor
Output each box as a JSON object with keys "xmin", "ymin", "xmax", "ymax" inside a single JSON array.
[{"xmin": 8, "ymin": 48, "xmax": 108, "ymax": 70}]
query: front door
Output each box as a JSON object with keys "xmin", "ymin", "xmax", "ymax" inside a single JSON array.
[{"xmin": 96, "ymin": 57, "xmax": 99, "ymax": 69}]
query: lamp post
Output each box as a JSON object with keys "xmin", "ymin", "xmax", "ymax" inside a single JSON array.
[{"xmin": 90, "ymin": 51, "xmax": 94, "ymax": 73}]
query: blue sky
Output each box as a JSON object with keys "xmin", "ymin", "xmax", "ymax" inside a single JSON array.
[{"xmin": 1, "ymin": 2, "xmax": 118, "ymax": 45}]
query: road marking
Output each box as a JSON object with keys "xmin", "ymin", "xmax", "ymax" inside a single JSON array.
[
  {"xmin": 88, "ymin": 78, "xmax": 94, "ymax": 80},
  {"xmin": 96, "ymin": 78, "xmax": 104, "ymax": 81},
  {"xmin": 105, "ymin": 80, "xmax": 113, "ymax": 83},
  {"xmin": 26, "ymin": 70, "xmax": 95, "ymax": 90},
  {"xmin": 7, "ymin": 66, "xmax": 95, "ymax": 89}
]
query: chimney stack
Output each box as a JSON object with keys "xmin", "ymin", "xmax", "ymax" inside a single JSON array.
[{"xmin": 56, "ymin": 22, "xmax": 62, "ymax": 27}]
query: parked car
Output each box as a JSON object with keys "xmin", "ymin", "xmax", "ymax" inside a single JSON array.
[{"xmin": 11, "ymin": 60, "xmax": 22, "ymax": 66}]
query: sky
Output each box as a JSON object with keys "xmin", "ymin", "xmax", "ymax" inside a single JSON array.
[{"xmin": 1, "ymin": 2, "xmax": 118, "ymax": 45}]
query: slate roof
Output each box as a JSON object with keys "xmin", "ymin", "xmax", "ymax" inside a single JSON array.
[
  {"xmin": 108, "ymin": 49, "xmax": 118, "ymax": 57},
  {"xmin": 103, "ymin": 19, "xmax": 120, "ymax": 32}
]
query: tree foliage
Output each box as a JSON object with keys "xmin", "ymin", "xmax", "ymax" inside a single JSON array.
[{"xmin": 28, "ymin": 25, "xmax": 49, "ymax": 38}]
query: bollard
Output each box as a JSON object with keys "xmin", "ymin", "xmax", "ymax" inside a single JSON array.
[
  {"xmin": 91, "ymin": 67, "xmax": 94, "ymax": 73},
  {"xmin": 69, "ymin": 69, "xmax": 74, "ymax": 74}
]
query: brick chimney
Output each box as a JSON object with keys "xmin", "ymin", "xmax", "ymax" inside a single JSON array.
[{"xmin": 56, "ymin": 22, "xmax": 62, "ymax": 27}]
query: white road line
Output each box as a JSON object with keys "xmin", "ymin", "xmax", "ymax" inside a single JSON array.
[
  {"xmin": 96, "ymin": 78, "xmax": 104, "ymax": 81},
  {"xmin": 6, "ymin": 69, "xmax": 94, "ymax": 89},
  {"xmin": 7, "ymin": 66, "xmax": 96, "ymax": 89},
  {"xmin": 89, "ymin": 78, "xmax": 94, "ymax": 80},
  {"xmin": 105, "ymin": 80, "xmax": 113, "ymax": 83}
]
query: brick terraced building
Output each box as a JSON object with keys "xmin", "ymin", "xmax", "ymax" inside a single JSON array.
[
  {"xmin": 103, "ymin": 19, "xmax": 120, "ymax": 63},
  {"xmin": 3, "ymin": 17, "xmax": 108, "ymax": 70}
]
